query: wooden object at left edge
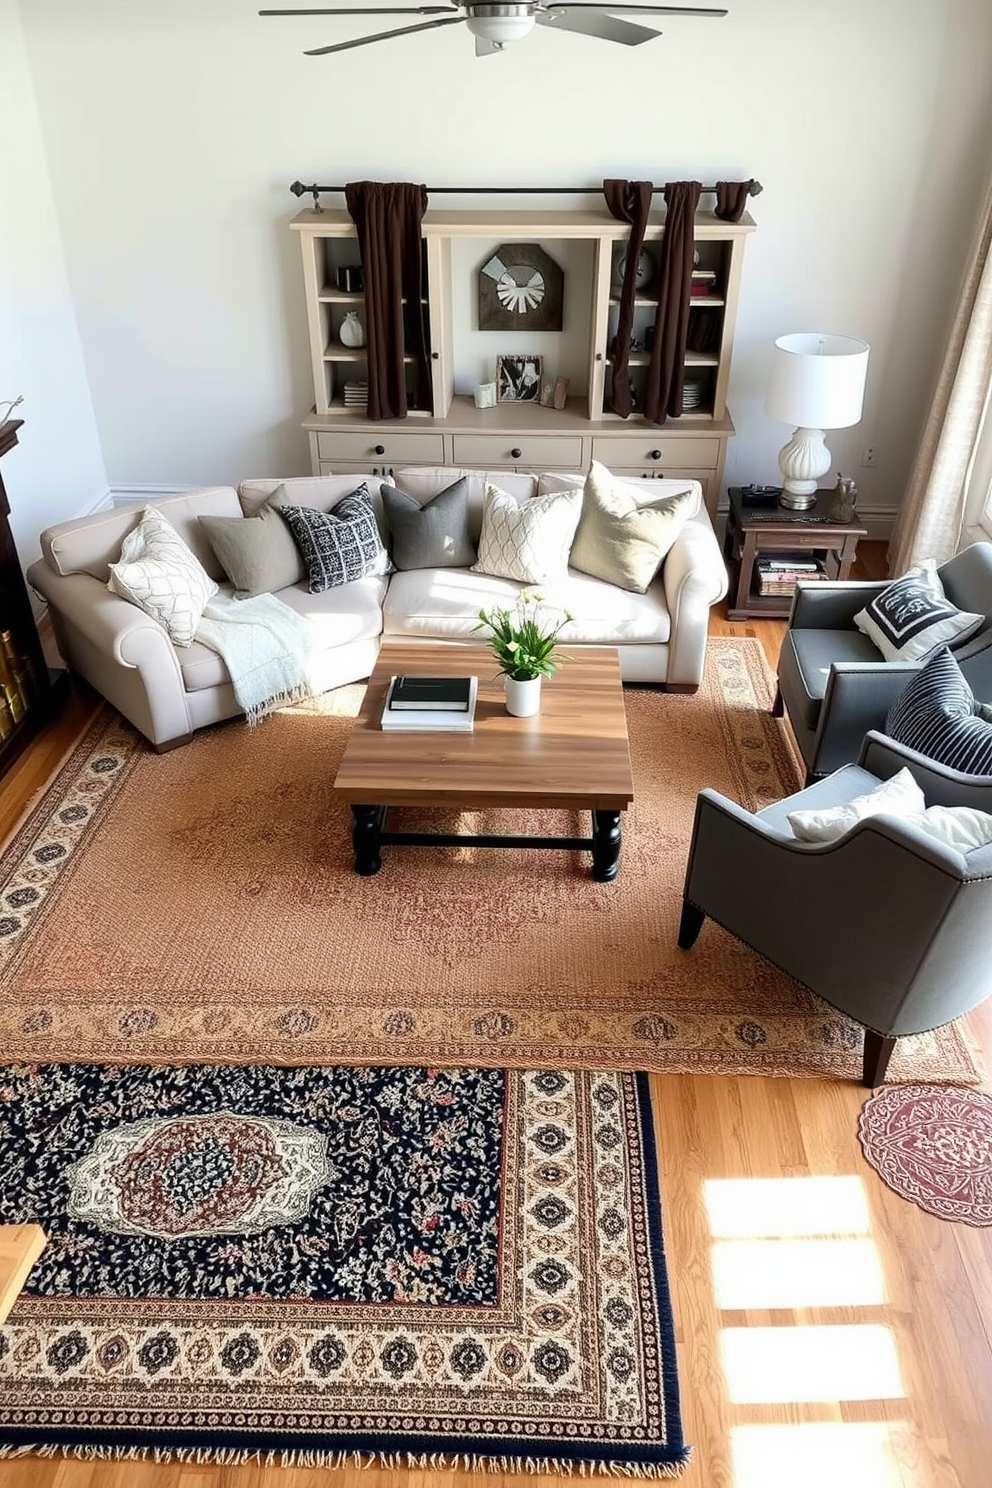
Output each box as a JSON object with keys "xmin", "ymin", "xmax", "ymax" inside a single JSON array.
[{"xmin": 0, "ymin": 1224, "xmax": 46, "ymax": 1325}]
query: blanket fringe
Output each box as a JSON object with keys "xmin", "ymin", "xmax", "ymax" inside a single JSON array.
[
  {"xmin": 245, "ymin": 680, "xmax": 315, "ymax": 727},
  {"xmin": 0, "ymin": 1443, "xmax": 692, "ymax": 1476}
]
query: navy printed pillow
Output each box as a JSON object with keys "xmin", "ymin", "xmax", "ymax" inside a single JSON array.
[
  {"xmin": 279, "ymin": 486, "xmax": 390, "ymax": 594},
  {"xmin": 854, "ymin": 561, "xmax": 984, "ymax": 661},
  {"xmin": 885, "ymin": 646, "xmax": 992, "ymax": 775}
]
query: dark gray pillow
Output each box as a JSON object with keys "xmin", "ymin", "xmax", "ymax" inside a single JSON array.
[
  {"xmin": 279, "ymin": 486, "xmax": 390, "ymax": 594},
  {"xmin": 199, "ymin": 494, "xmax": 304, "ymax": 596},
  {"xmin": 381, "ymin": 477, "xmax": 476, "ymax": 570},
  {"xmin": 885, "ymin": 646, "xmax": 992, "ymax": 774}
]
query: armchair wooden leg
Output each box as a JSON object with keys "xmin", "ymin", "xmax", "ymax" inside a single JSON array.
[
  {"xmin": 862, "ymin": 1030, "xmax": 897, "ymax": 1087},
  {"xmin": 677, "ymin": 899, "xmax": 705, "ymax": 950},
  {"xmin": 772, "ymin": 686, "xmax": 785, "ymax": 718}
]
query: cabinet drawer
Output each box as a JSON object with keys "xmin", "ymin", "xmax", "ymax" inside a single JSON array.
[
  {"xmin": 591, "ymin": 435, "xmax": 721, "ymax": 470},
  {"xmin": 315, "ymin": 431, "xmax": 445, "ymax": 464},
  {"xmin": 451, "ymin": 434, "xmax": 584, "ymax": 469}
]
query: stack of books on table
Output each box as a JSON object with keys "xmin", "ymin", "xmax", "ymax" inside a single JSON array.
[
  {"xmin": 755, "ymin": 555, "xmax": 827, "ymax": 596},
  {"xmin": 381, "ymin": 674, "xmax": 478, "ymax": 732}
]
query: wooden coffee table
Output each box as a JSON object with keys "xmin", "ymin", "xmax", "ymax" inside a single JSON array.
[{"xmin": 333, "ymin": 641, "xmax": 634, "ymax": 880}]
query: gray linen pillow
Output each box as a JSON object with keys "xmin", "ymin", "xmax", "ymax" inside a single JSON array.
[
  {"xmin": 381, "ymin": 477, "xmax": 476, "ymax": 570},
  {"xmin": 199, "ymin": 490, "xmax": 304, "ymax": 596}
]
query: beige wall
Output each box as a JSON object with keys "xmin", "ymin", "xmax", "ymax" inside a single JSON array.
[{"xmin": 8, "ymin": 0, "xmax": 992, "ymax": 535}]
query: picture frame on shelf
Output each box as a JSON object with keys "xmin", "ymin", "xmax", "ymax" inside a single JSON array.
[{"xmin": 496, "ymin": 355, "xmax": 543, "ymax": 403}]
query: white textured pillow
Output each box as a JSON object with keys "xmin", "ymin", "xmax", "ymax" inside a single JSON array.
[
  {"xmin": 471, "ymin": 484, "xmax": 581, "ymax": 585},
  {"xmin": 903, "ymin": 805, "xmax": 992, "ymax": 851},
  {"xmin": 853, "ymin": 560, "xmax": 985, "ymax": 661},
  {"xmin": 787, "ymin": 768, "xmax": 926, "ymax": 843},
  {"xmin": 108, "ymin": 508, "xmax": 219, "ymax": 648}
]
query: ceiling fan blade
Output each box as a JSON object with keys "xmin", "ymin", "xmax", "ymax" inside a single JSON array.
[
  {"xmin": 261, "ymin": 6, "xmax": 457, "ymax": 14},
  {"xmin": 303, "ymin": 14, "xmax": 464, "ymax": 51},
  {"xmin": 537, "ymin": 8, "xmax": 660, "ymax": 43},
  {"xmin": 544, "ymin": 4, "xmax": 727, "ymax": 14}
]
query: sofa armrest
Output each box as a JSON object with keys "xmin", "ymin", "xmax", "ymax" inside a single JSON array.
[
  {"xmin": 859, "ymin": 729, "xmax": 992, "ymax": 807},
  {"xmin": 27, "ymin": 561, "xmax": 193, "ymax": 747},
  {"xmin": 788, "ymin": 579, "xmax": 890, "ymax": 630},
  {"xmin": 662, "ymin": 512, "xmax": 728, "ymax": 688}
]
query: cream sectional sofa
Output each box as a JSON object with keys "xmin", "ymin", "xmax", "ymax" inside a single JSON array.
[{"xmin": 27, "ymin": 466, "xmax": 729, "ymax": 751}]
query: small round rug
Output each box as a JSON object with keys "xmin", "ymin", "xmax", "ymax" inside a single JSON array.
[{"xmin": 858, "ymin": 1083, "xmax": 992, "ymax": 1225}]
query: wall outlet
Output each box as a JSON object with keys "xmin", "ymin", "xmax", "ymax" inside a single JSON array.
[{"xmin": 862, "ymin": 445, "xmax": 877, "ymax": 467}]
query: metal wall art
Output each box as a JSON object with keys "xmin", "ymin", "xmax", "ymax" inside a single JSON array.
[{"xmin": 479, "ymin": 244, "xmax": 564, "ymax": 332}]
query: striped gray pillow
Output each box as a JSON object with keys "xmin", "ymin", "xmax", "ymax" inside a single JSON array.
[{"xmin": 885, "ymin": 647, "xmax": 992, "ymax": 774}]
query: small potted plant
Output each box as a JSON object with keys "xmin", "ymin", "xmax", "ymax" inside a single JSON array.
[{"xmin": 474, "ymin": 590, "xmax": 573, "ymax": 717}]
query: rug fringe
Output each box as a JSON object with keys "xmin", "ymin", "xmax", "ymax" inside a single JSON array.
[{"xmin": 0, "ymin": 1443, "xmax": 692, "ymax": 1476}]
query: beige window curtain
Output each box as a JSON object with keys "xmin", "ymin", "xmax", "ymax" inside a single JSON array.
[{"xmin": 889, "ymin": 168, "xmax": 992, "ymax": 572}]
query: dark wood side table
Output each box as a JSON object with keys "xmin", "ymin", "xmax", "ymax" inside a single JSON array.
[
  {"xmin": 723, "ymin": 486, "xmax": 868, "ymax": 621},
  {"xmin": 0, "ymin": 418, "xmax": 70, "ymax": 779}
]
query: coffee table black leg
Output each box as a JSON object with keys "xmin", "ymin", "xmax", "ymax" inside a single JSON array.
[
  {"xmin": 351, "ymin": 804, "xmax": 385, "ymax": 876},
  {"xmin": 591, "ymin": 810, "xmax": 622, "ymax": 881}
]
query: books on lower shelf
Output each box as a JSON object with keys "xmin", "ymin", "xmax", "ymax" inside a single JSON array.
[
  {"xmin": 756, "ymin": 554, "xmax": 828, "ymax": 596},
  {"xmin": 381, "ymin": 675, "xmax": 478, "ymax": 732}
]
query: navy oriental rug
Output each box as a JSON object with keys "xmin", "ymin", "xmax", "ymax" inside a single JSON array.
[{"xmin": 0, "ymin": 1062, "xmax": 689, "ymax": 1476}]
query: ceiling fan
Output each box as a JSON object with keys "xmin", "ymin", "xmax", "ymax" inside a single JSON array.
[{"xmin": 259, "ymin": 4, "xmax": 728, "ymax": 58}]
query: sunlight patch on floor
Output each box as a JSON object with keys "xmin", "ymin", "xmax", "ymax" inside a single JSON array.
[
  {"xmin": 730, "ymin": 1422, "xmax": 910, "ymax": 1488},
  {"xmin": 712, "ymin": 1237, "xmax": 885, "ymax": 1309},
  {"xmin": 704, "ymin": 1176, "xmax": 870, "ymax": 1237},
  {"xmin": 721, "ymin": 1324, "xmax": 905, "ymax": 1404}
]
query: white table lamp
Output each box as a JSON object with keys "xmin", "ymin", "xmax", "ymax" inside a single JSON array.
[{"xmin": 765, "ymin": 333, "xmax": 870, "ymax": 510}]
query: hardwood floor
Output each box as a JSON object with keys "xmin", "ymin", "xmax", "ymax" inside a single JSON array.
[{"xmin": 1, "ymin": 543, "xmax": 990, "ymax": 1488}]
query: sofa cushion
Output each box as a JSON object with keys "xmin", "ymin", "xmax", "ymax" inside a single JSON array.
[
  {"xmin": 854, "ymin": 560, "xmax": 985, "ymax": 661},
  {"xmin": 177, "ymin": 576, "xmax": 387, "ymax": 693},
  {"xmin": 538, "ymin": 470, "xmax": 703, "ymax": 522},
  {"xmin": 108, "ymin": 508, "xmax": 219, "ymax": 648},
  {"xmin": 383, "ymin": 566, "xmax": 672, "ymax": 645},
  {"xmin": 280, "ymin": 488, "xmax": 391, "ymax": 594},
  {"xmin": 787, "ymin": 767, "xmax": 927, "ymax": 842},
  {"xmin": 41, "ymin": 487, "xmax": 240, "ymax": 584},
  {"xmin": 199, "ymin": 493, "xmax": 304, "ymax": 596},
  {"xmin": 778, "ymin": 627, "xmax": 884, "ymax": 732},
  {"xmin": 381, "ymin": 477, "xmax": 476, "ymax": 570},
  {"xmin": 471, "ymin": 484, "xmax": 581, "ymax": 585},
  {"xmin": 885, "ymin": 646, "xmax": 992, "ymax": 774},
  {"xmin": 567, "ymin": 461, "xmax": 696, "ymax": 593}
]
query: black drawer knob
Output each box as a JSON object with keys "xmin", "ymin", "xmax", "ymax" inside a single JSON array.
[
  {"xmin": 510, "ymin": 448, "xmax": 522, "ymax": 460},
  {"xmin": 431, "ymin": 351, "xmax": 439, "ymax": 360},
  {"xmin": 649, "ymin": 449, "xmax": 663, "ymax": 460},
  {"xmin": 374, "ymin": 444, "xmax": 385, "ymax": 456}
]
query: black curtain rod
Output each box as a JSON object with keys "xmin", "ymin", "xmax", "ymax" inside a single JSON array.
[{"xmin": 290, "ymin": 179, "xmax": 763, "ymax": 209}]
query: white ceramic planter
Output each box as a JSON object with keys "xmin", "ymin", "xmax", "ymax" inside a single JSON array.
[{"xmin": 504, "ymin": 676, "xmax": 541, "ymax": 717}]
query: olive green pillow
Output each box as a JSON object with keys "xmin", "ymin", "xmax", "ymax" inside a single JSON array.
[
  {"xmin": 198, "ymin": 488, "xmax": 304, "ymax": 596},
  {"xmin": 569, "ymin": 462, "xmax": 696, "ymax": 593}
]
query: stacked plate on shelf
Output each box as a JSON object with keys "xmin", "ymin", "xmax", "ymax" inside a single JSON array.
[
  {"xmin": 681, "ymin": 379, "xmax": 704, "ymax": 410},
  {"xmin": 343, "ymin": 381, "xmax": 368, "ymax": 407}
]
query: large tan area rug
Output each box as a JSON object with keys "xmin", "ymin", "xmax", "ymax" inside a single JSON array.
[{"xmin": 0, "ymin": 638, "xmax": 979, "ymax": 1083}]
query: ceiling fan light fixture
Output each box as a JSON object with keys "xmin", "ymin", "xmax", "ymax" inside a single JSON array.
[{"xmin": 465, "ymin": 3, "xmax": 536, "ymax": 45}]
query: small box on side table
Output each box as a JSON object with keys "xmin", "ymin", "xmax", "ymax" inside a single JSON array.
[{"xmin": 724, "ymin": 486, "xmax": 867, "ymax": 621}]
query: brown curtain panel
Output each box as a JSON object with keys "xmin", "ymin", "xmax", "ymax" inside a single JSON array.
[
  {"xmin": 643, "ymin": 181, "xmax": 702, "ymax": 424},
  {"xmin": 714, "ymin": 180, "xmax": 755, "ymax": 223},
  {"xmin": 603, "ymin": 179, "xmax": 653, "ymax": 418},
  {"xmin": 344, "ymin": 181, "xmax": 432, "ymax": 421}
]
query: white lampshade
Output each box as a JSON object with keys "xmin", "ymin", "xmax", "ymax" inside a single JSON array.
[{"xmin": 766, "ymin": 333, "xmax": 870, "ymax": 429}]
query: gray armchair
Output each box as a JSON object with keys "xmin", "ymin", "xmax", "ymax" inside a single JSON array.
[
  {"xmin": 677, "ymin": 730, "xmax": 992, "ymax": 1085},
  {"xmin": 774, "ymin": 542, "xmax": 992, "ymax": 783}
]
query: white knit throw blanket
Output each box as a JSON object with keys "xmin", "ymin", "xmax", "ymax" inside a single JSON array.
[{"xmin": 195, "ymin": 591, "xmax": 315, "ymax": 725}]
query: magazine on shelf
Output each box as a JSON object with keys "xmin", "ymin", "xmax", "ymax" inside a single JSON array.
[{"xmin": 381, "ymin": 675, "xmax": 479, "ymax": 732}]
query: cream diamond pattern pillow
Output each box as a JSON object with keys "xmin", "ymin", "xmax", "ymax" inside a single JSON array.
[
  {"xmin": 471, "ymin": 484, "xmax": 581, "ymax": 585},
  {"xmin": 108, "ymin": 507, "xmax": 219, "ymax": 648}
]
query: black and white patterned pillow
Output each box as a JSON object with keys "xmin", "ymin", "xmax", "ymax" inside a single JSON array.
[
  {"xmin": 854, "ymin": 560, "xmax": 985, "ymax": 661},
  {"xmin": 885, "ymin": 646, "xmax": 992, "ymax": 774},
  {"xmin": 279, "ymin": 486, "xmax": 390, "ymax": 594}
]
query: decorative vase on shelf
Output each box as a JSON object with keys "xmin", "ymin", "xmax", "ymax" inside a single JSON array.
[
  {"xmin": 504, "ymin": 675, "xmax": 542, "ymax": 718},
  {"xmin": 338, "ymin": 311, "xmax": 366, "ymax": 349}
]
